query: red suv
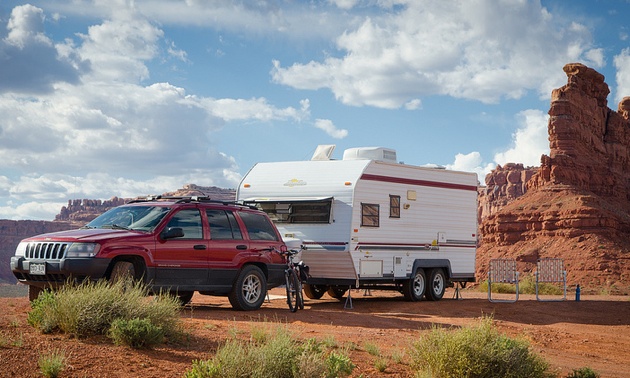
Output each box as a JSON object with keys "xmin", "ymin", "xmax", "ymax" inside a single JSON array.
[{"xmin": 10, "ymin": 196, "xmax": 287, "ymax": 311}]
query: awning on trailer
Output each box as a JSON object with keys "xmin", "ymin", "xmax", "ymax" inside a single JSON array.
[{"xmin": 242, "ymin": 196, "xmax": 333, "ymax": 203}]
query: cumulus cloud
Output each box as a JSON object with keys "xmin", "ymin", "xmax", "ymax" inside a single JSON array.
[
  {"xmin": 614, "ymin": 48, "xmax": 630, "ymax": 103},
  {"xmin": 314, "ymin": 119, "xmax": 349, "ymax": 139},
  {"xmin": 272, "ymin": 0, "xmax": 602, "ymax": 108},
  {"xmin": 0, "ymin": 4, "xmax": 308, "ymax": 220},
  {"xmin": 493, "ymin": 110, "xmax": 550, "ymax": 167},
  {"xmin": 0, "ymin": 4, "xmax": 87, "ymax": 94},
  {"xmin": 446, "ymin": 109, "xmax": 549, "ymax": 182}
]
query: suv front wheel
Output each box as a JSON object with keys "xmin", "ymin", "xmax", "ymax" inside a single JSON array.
[{"xmin": 228, "ymin": 265, "xmax": 267, "ymax": 311}]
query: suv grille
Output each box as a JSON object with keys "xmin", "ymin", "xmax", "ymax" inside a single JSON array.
[{"xmin": 25, "ymin": 242, "xmax": 69, "ymax": 260}]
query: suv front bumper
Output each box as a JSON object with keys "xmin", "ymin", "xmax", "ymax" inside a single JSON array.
[{"xmin": 11, "ymin": 256, "xmax": 112, "ymax": 288}]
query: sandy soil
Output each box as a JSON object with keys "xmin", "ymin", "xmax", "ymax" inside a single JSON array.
[{"xmin": 0, "ymin": 287, "xmax": 628, "ymax": 377}]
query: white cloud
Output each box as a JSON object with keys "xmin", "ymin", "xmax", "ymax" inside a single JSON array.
[
  {"xmin": 446, "ymin": 109, "xmax": 549, "ymax": 182},
  {"xmin": 314, "ymin": 119, "xmax": 349, "ymax": 139},
  {"xmin": 493, "ymin": 110, "xmax": 550, "ymax": 167},
  {"xmin": 0, "ymin": 4, "xmax": 306, "ymax": 220},
  {"xmin": 0, "ymin": 4, "xmax": 86, "ymax": 94},
  {"xmin": 272, "ymin": 0, "xmax": 602, "ymax": 108},
  {"xmin": 614, "ymin": 48, "xmax": 630, "ymax": 103}
]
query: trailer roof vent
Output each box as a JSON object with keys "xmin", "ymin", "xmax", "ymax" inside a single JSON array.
[
  {"xmin": 311, "ymin": 144, "xmax": 336, "ymax": 161},
  {"xmin": 342, "ymin": 147, "xmax": 397, "ymax": 163}
]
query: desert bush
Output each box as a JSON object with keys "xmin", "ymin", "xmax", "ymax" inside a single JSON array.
[
  {"xmin": 566, "ymin": 367, "xmax": 600, "ymax": 378},
  {"xmin": 184, "ymin": 325, "xmax": 354, "ymax": 378},
  {"xmin": 410, "ymin": 317, "xmax": 553, "ymax": 378},
  {"xmin": 108, "ymin": 317, "xmax": 165, "ymax": 348},
  {"xmin": 38, "ymin": 348, "xmax": 66, "ymax": 378},
  {"xmin": 28, "ymin": 279, "xmax": 182, "ymax": 342}
]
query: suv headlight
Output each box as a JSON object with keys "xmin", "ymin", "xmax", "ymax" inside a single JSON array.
[
  {"xmin": 66, "ymin": 243, "xmax": 100, "ymax": 258},
  {"xmin": 14, "ymin": 242, "xmax": 28, "ymax": 257}
]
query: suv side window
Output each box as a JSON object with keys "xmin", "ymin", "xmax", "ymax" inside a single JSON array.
[
  {"xmin": 206, "ymin": 209, "xmax": 243, "ymax": 240},
  {"xmin": 165, "ymin": 209, "xmax": 203, "ymax": 239},
  {"xmin": 239, "ymin": 212, "xmax": 279, "ymax": 241}
]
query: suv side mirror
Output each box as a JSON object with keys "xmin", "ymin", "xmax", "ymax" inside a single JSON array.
[{"xmin": 162, "ymin": 227, "xmax": 184, "ymax": 239}]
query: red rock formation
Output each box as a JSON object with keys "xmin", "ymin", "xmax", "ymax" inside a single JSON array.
[{"xmin": 478, "ymin": 63, "xmax": 630, "ymax": 294}]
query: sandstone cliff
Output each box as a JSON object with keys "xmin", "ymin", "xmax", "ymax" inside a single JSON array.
[{"xmin": 478, "ymin": 63, "xmax": 630, "ymax": 294}]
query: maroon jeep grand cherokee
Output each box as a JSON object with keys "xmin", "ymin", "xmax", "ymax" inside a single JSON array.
[{"xmin": 10, "ymin": 196, "xmax": 287, "ymax": 311}]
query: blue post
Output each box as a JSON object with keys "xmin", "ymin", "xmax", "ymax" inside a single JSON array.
[{"xmin": 575, "ymin": 284, "xmax": 581, "ymax": 301}]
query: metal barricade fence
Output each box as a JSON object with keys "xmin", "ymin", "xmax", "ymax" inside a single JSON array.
[
  {"xmin": 488, "ymin": 259, "xmax": 519, "ymax": 303},
  {"xmin": 535, "ymin": 258, "xmax": 567, "ymax": 301}
]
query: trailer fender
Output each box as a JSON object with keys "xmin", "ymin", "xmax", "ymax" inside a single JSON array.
[{"xmin": 410, "ymin": 259, "xmax": 452, "ymax": 279}]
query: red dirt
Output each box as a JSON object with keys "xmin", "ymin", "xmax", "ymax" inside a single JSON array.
[{"xmin": 1, "ymin": 288, "xmax": 629, "ymax": 377}]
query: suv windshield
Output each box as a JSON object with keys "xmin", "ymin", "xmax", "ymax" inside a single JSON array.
[{"xmin": 84, "ymin": 206, "xmax": 171, "ymax": 232}]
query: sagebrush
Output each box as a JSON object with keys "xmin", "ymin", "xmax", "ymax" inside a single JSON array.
[
  {"xmin": 27, "ymin": 279, "xmax": 182, "ymax": 346},
  {"xmin": 410, "ymin": 316, "xmax": 553, "ymax": 378}
]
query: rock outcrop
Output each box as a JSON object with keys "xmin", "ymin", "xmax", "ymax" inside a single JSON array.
[{"xmin": 478, "ymin": 63, "xmax": 630, "ymax": 294}]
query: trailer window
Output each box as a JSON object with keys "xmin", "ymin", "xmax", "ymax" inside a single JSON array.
[
  {"xmin": 361, "ymin": 203, "xmax": 380, "ymax": 227},
  {"xmin": 389, "ymin": 195, "xmax": 400, "ymax": 218},
  {"xmin": 257, "ymin": 200, "xmax": 332, "ymax": 224}
]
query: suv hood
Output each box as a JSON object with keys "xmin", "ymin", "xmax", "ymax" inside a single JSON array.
[{"xmin": 23, "ymin": 228, "xmax": 146, "ymax": 243}]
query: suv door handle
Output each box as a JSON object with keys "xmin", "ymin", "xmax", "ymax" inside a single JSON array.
[
  {"xmin": 236, "ymin": 245, "xmax": 248, "ymax": 250},
  {"xmin": 194, "ymin": 245, "xmax": 207, "ymax": 250}
]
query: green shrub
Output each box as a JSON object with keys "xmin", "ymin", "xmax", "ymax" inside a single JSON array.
[
  {"xmin": 363, "ymin": 341, "xmax": 380, "ymax": 356},
  {"xmin": 566, "ymin": 367, "xmax": 600, "ymax": 378},
  {"xmin": 184, "ymin": 325, "xmax": 354, "ymax": 378},
  {"xmin": 27, "ymin": 290, "xmax": 58, "ymax": 333},
  {"xmin": 28, "ymin": 279, "xmax": 182, "ymax": 343},
  {"xmin": 326, "ymin": 350, "xmax": 355, "ymax": 378},
  {"xmin": 38, "ymin": 348, "xmax": 66, "ymax": 378},
  {"xmin": 410, "ymin": 317, "xmax": 553, "ymax": 378},
  {"xmin": 108, "ymin": 317, "xmax": 165, "ymax": 348}
]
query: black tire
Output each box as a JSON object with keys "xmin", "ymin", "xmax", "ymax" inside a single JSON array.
[
  {"xmin": 28, "ymin": 285, "xmax": 43, "ymax": 302},
  {"xmin": 303, "ymin": 284, "xmax": 327, "ymax": 299},
  {"xmin": 327, "ymin": 286, "xmax": 347, "ymax": 300},
  {"xmin": 403, "ymin": 268, "xmax": 426, "ymax": 301},
  {"xmin": 426, "ymin": 268, "xmax": 446, "ymax": 301},
  {"xmin": 109, "ymin": 261, "xmax": 136, "ymax": 283},
  {"xmin": 228, "ymin": 265, "xmax": 267, "ymax": 311},
  {"xmin": 175, "ymin": 291, "xmax": 194, "ymax": 306},
  {"xmin": 285, "ymin": 270, "xmax": 300, "ymax": 312}
]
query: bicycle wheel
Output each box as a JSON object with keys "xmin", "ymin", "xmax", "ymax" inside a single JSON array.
[{"xmin": 285, "ymin": 269, "xmax": 300, "ymax": 312}]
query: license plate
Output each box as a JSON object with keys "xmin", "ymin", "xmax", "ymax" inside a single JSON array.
[{"xmin": 29, "ymin": 263, "xmax": 46, "ymax": 275}]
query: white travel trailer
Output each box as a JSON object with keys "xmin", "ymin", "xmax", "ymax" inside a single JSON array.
[{"xmin": 236, "ymin": 146, "xmax": 478, "ymax": 302}]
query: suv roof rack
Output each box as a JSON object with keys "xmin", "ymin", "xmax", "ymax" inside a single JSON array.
[{"xmin": 128, "ymin": 195, "xmax": 257, "ymax": 209}]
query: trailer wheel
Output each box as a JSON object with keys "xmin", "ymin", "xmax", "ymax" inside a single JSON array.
[
  {"xmin": 327, "ymin": 286, "xmax": 347, "ymax": 299},
  {"xmin": 303, "ymin": 284, "xmax": 327, "ymax": 299},
  {"xmin": 426, "ymin": 268, "xmax": 446, "ymax": 301},
  {"xmin": 403, "ymin": 269, "xmax": 426, "ymax": 301}
]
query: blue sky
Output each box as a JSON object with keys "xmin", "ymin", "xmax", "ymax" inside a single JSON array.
[{"xmin": 1, "ymin": 0, "xmax": 629, "ymax": 220}]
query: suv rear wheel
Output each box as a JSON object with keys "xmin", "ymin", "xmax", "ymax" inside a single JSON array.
[{"xmin": 228, "ymin": 265, "xmax": 267, "ymax": 311}]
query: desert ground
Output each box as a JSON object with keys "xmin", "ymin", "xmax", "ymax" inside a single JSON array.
[{"xmin": 0, "ymin": 286, "xmax": 629, "ymax": 378}]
